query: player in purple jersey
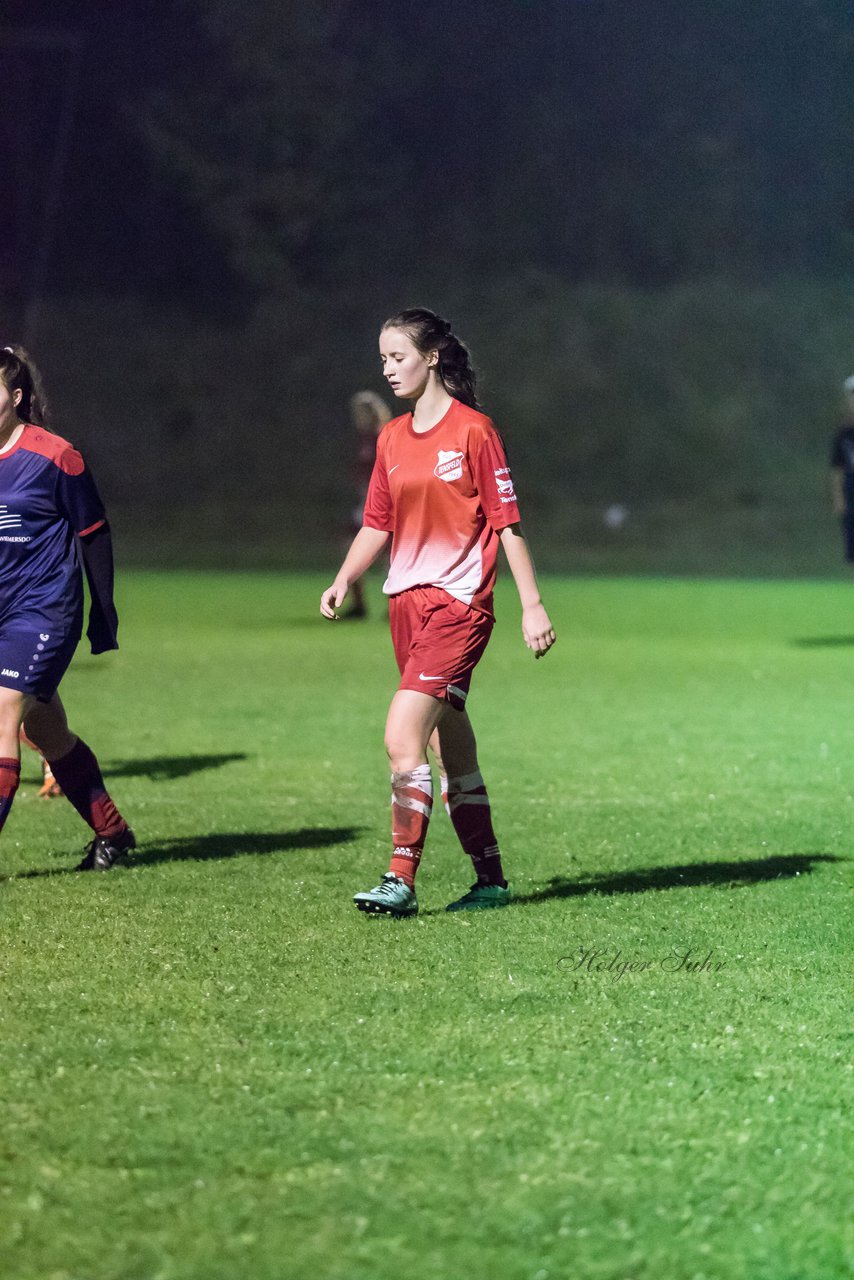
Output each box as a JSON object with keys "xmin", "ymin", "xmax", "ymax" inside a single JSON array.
[
  {"xmin": 20, "ymin": 726, "xmax": 62, "ymax": 797},
  {"xmin": 0, "ymin": 346, "xmax": 134, "ymax": 870},
  {"xmin": 830, "ymin": 375, "xmax": 854, "ymax": 561}
]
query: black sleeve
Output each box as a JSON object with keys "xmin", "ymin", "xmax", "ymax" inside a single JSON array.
[{"xmin": 78, "ymin": 522, "xmax": 119, "ymax": 654}]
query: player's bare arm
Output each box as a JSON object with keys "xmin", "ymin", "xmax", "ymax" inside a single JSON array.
[
  {"xmin": 498, "ymin": 523, "xmax": 556, "ymax": 658},
  {"xmin": 320, "ymin": 526, "xmax": 391, "ymax": 619}
]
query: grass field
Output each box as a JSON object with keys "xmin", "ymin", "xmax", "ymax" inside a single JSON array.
[{"xmin": 1, "ymin": 571, "xmax": 852, "ymax": 1280}]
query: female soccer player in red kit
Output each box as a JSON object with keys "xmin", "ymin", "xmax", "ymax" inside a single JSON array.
[
  {"xmin": 320, "ymin": 309, "xmax": 555, "ymax": 916},
  {"xmin": 0, "ymin": 346, "xmax": 134, "ymax": 870}
]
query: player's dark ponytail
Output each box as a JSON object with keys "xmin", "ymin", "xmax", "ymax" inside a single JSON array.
[
  {"xmin": 0, "ymin": 345, "xmax": 49, "ymax": 426},
  {"xmin": 382, "ymin": 308, "xmax": 481, "ymax": 409}
]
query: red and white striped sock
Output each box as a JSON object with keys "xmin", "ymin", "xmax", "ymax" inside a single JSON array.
[
  {"xmin": 446, "ymin": 769, "xmax": 506, "ymax": 886},
  {"xmin": 388, "ymin": 764, "xmax": 433, "ymax": 887}
]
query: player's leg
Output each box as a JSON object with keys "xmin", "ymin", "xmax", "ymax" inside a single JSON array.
[
  {"xmin": 433, "ymin": 710, "xmax": 510, "ymax": 910},
  {"xmin": 0, "ymin": 686, "xmax": 30, "ymax": 837},
  {"xmin": 385, "ymin": 688, "xmax": 447, "ymax": 880},
  {"xmin": 24, "ymin": 693, "xmax": 135, "ymax": 870},
  {"xmin": 19, "ymin": 726, "xmax": 62, "ymax": 797},
  {"xmin": 0, "ymin": 622, "xmax": 69, "ymax": 834},
  {"xmin": 353, "ymin": 689, "xmax": 446, "ymax": 917},
  {"xmin": 429, "ymin": 713, "xmax": 476, "ymax": 802},
  {"xmin": 344, "ymin": 578, "xmax": 367, "ymax": 619},
  {"xmin": 340, "ymin": 526, "xmax": 368, "ymax": 618},
  {"xmin": 844, "ymin": 514, "xmax": 854, "ymax": 564}
]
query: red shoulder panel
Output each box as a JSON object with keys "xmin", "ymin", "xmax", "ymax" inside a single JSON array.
[{"xmin": 20, "ymin": 424, "xmax": 85, "ymax": 475}]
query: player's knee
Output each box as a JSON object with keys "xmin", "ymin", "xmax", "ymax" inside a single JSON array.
[
  {"xmin": 384, "ymin": 731, "xmax": 422, "ymax": 773},
  {"xmin": 0, "ymin": 688, "xmax": 26, "ymax": 748},
  {"xmin": 384, "ymin": 731, "xmax": 405, "ymax": 768},
  {"xmin": 0, "ymin": 686, "xmax": 25, "ymax": 719},
  {"xmin": 22, "ymin": 705, "xmax": 74, "ymax": 759}
]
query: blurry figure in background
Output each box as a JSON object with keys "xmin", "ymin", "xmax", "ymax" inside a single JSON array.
[
  {"xmin": 20, "ymin": 726, "xmax": 62, "ymax": 796},
  {"xmin": 341, "ymin": 390, "xmax": 392, "ymax": 618},
  {"xmin": 829, "ymin": 375, "xmax": 854, "ymax": 561},
  {"xmin": 0, "ymin": 345, "xmax": 134, "ymax": 869}
]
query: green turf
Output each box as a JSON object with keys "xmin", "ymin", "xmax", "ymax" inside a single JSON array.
[{"xmin": 1, "ymin": 572, "xmax": 852, "ymax": 1280}]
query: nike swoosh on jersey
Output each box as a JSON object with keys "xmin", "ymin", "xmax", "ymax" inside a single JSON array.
[
  {"xmin": 418, "ymin": 672, "xmax": 444, "ymax": 681},
  {"xmin": 388, "ymin": 464, "xmax": 400, "ymax": 474}
]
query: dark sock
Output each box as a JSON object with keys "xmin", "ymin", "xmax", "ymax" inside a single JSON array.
[
  {"xmin": 446, "ymin": 769, "xmax": 507, "ymax": 886},
  {"xmin": 48, "ymin": 738, "xmax": 129, "ymax": 840}
]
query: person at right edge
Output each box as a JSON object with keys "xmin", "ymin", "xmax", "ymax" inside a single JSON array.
[{"xmin": 829, "ymin": 374, "xmax": 854, "ymax": 562}]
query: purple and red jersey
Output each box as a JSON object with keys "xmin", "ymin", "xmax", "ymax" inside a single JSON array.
[{"xmin": 0, "ymin": 424, "xmax": 106, "ymax": 632}]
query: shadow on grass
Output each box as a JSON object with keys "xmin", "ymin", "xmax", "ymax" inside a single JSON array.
[
  {"xmin": 792, "ymin": 636, "xmax": 854, "ymax": 648},
  {"xmin": 4, "ymin": 827, "xmax": 363, "ymax": 880},
  {"xmin": 104, "ymin": 753, "xmax": 248, "ymax": 780},
  {"xmin": 271, "ymin": 617, "xmax": 385, "ymax": 630},
  {"xmin": 128, "ymin": 827, "xmax": 363, "ymax": 867},
  {"xmin": 510, "ymin": 852, "xmax": 843, "ymax": 908}
]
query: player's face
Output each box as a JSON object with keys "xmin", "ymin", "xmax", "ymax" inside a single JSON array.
[
  {"xmin": 0, "ymin": 380, "xmax": 22, "ymax": 435},
  {"xmin": 379, "ymin": 328, "xmax": 436, "ymax": 401}
]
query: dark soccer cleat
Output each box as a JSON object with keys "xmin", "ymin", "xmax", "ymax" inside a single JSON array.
[
  {"xmin": 445, "ymin": 881, "xmax": 511, "ymax": 912},
  {"xmin": 76, "ymin": 828, "xmax": 136, "ymax": 871}
]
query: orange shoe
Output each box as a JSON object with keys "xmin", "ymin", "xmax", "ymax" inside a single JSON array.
[{"xmin": 38, "ymin": 760, "xmax": 62, "ymax": 798}]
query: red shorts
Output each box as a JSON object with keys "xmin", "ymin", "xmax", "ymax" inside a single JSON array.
[{"xmin": 389, "ymin": 586, "xmax": 494, "ymax": 711}]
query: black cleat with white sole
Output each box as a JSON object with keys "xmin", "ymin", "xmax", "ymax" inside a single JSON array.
[{"xmin": 76, "ymin": 828, "xmax": 136, "ymax": 871}]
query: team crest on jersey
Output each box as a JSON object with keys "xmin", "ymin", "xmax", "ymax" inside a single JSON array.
[
  {"xmin": 494, "ymin": 467, "xmax": 517, "ymax": 502},
  {"xmin": 434, "ymin": 450, "xmax": 465, "ymax": 482}
]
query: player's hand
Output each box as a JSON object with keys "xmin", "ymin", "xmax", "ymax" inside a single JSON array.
[
  {"xmin": 522, "ymin": 603, "xmax": 556, "ymax": 659},
  {"xmin": 320, "ymin": 580, "xmax": 349, "ymax": 620}
]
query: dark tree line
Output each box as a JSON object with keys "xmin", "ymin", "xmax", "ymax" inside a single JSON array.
[{"xmin": 2, "ymin": 0, "xmax": 852, "ymax": 314}]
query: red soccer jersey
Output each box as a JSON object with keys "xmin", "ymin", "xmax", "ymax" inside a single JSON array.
[{"xmin": 362, "ymin": 398, "xmax": 521, "ymax": 614}]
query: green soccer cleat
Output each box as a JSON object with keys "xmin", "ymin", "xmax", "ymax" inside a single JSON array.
[
  {"xmin": 445, "ymin": 881, "xmax": 511, "ymax": 912},
  {"xmin": 353, "ymin": 872, "xmax": 418, "ymax": 918}
]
